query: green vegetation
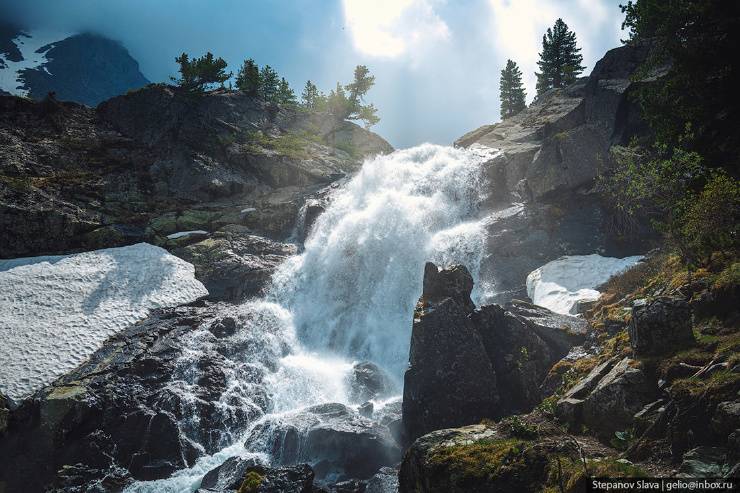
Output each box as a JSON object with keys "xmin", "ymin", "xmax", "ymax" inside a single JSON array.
[
  {"xmin": 501, "ymin": 415, "xmax": 538, "ymax": 439},
  {"xmin": 535, "ymin": 18, "xmax": 585, "ymax": 95},
  {"xmin": 499, "ymin": 59, "xmax": 526, "ymax": 119},
  {"xmin": 428, "ymin": 438, "xmax": 543, "ymax": 487},
  {"xmin": 598, "ymin": 0, "xmax": 739, "ymax": 269},
  {"xmin": 237, "ymin": 470, "xmax": 263, "ymax": 493},
  {"xmin": 173, "ymin": 52, "xmax": 231, "ymax": 92},
  {"xmin": 235, "ymin": 58, "xmax": 260, "ymax": 96}
]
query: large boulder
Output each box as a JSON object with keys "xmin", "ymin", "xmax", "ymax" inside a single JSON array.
[
  {"xmin": 174, "ymin": 230, "xmax": 297, "ymax": 302},
  {"xmin": 628, "ymin": 297, "xmax": 695, "ymax": 356},
  {"xmin": 347, "ymin": 361, "xmax": 394, "ymax": 404},
  {"xmin": 245, "ymin": 403, "xmax": 401, "ymax": 481},
  {"xmin": 402, "ymin": 263, "xmax": 585, "ymax": 443},
  {"xmin": 556, "ymin": 357, "xmax": 658, "ymax": 439}
]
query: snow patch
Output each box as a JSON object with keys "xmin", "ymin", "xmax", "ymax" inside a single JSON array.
[
  {"xmin": 0, "ymin": 29, "xmax": 74, "ymax": 96},
  {"xmin": 0, "ymin": 243, "xmax": 207, "ymax": 404},
  {"xmin": 166, "ymin": 230, "xmax": 209, "ymax": 240},
  {"xmin": 526, "ymin": 254, "xmax": 643, "ymax": 315}
]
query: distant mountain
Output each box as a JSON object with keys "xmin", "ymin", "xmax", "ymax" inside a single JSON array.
[{"xmin": 0, "ymin": 24, "xmax": 149, "ymax": 106}]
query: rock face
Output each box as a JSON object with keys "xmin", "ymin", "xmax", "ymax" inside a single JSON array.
[
  {"xmin": 457, "ymin": 42, "xmax": 658, "ymax": 303},
  {"xmin": 402, "ymin": 263, "xmax": 586, "ymax": 443},
  {"xmin": 0, "ymin": 85, "xmax": 391, "ymax": 301},
  {"xmin": 629, "ymin": 297, "xmax": 695, "ymax": 356}
]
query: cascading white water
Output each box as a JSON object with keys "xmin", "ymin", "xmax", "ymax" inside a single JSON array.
[
  {"xmin": 126, "ymin": 143, "xmax": 497, "ymax": 492},
  {"xmin": 269, "ymin": 144, "xmax": 494, "ymax": 378}
]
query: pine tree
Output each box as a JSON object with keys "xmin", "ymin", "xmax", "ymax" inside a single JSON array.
[
  {"xmin": 535, "ymin": 18, "xmax": 585, "ymax": 95},
  {"xmin": 301, "ymin": 80, "xmax": 320, "ymax": 109},
  {"xmin": 278, "ymin": 77, "xmax": 297, "ymax": 105},
  {"xmin": 327, "ymin": 82, "xmax": 350, "ymax": 118},
  {"xmin": 259, "ymin": 65, "xmax": 280, "ymax": 102},
  {"xmin": 173, "ymin": 52, "xmax": 231, "ymax": 92},
  {"xmin": 343, "ymin": 65, "xmax": 380, "ymax": 127},
  {"xmin": 235, "ymin": 58, "xmax": 260, "ymax": 96},
  {"xmin": 499, "ymin": 59, "xmax": 527, "ymax": 119}
]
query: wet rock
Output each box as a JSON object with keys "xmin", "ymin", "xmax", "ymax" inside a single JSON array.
[
  {"xmin": 246, "ymin": 403, "xmax": 401, "ymax": 481},
  {"xmin": 420, "ymin": 262, "xmax": 475, "ymax": 313},
  {"xmin": 365, "ymin": 467, "xmax": 398, "ymax": 493},
  {"xmin": 629, "ymin": 297, "xmax": 695, "ymax": 356},
  {"xmin": 0, "ymin": 305, "xmax": 272, "ymax": 492},
  {"xmin": 209, "ymin": 316, "xmax": 238, "ymax": 338},
  {"xmin": 200, "ymin": 456, "xmax": 265, "ymax": 491},
  {"xmin": 358, "ymin": 402, "xmax": 374, "ymax": 418},
  {"xmin": 348, "ymin": 362, "xmax": 393, "ymax": 403}
]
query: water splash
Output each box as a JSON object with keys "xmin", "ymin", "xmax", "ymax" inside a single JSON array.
[{"xmin": 269, "ymin": 144, "xmax": 493, "ymax": 377}]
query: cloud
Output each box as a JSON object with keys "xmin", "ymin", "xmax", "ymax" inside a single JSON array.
[{"xmin": 341, "ymin": 0, "xmax": 450, "ymax": 59}]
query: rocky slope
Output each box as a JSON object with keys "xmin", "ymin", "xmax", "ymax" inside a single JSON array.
[
  {"xmin": 459, "ymin": 41, "xmax": 659, "ymax": 304},
  {"xmin": 0, "ymin": 24, "xmax": 149, "ymax": 105},
  {"xmin": 0, "ymin": 85, "xmax": 392, "ymax": 301},
  {"xmin": 398, "ymin": 255, "xmax": 739, "ymax": 492}
]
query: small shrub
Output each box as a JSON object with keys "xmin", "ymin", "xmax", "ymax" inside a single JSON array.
[
  {"xmin": 237, "ymin": 470, "xmax": 263, "ymax": 493},
  {"xmin": 502, "ymin": 415, "xmax": 538, "ymax": 439}
]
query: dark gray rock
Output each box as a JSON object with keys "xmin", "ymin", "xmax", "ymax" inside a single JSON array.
[
  {"xmin": 174, "ymin": 231, "xmax": 297, "ymax": 302},
  {"xmin": 629, "ymin": 297, "xmax": 695, "ymax": 356},
  {"xmin": 246, "ymin": 403, "xmax": 401, "ymax": 481},
  {"xmin": 200, "ymin": 456, "xmax": 265, "ymax": 491},
  {"xmin": 403, "ymin": 263, "xmax": 582, "ymax": 443},
  {"xmin": 712, "ymin": 401, "xmax": 740, "ymax": 438},
  {"xmin": 556, "ymin": 357, "xmax": 658, "ymax": 439},
  {"xmin": 347, "ymin": 362, "xmax": 394, "ymax": 404},
  {"xmin": 365, "ymin": 467, "xmax": 398, "ymax": 493}
]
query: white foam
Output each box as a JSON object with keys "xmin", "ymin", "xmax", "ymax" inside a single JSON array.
[
  {"xmin": 0, "ymin": 243, "xmax": 207, "ymax": 404},
  {"xmin": 526, "ymin": 254, "xmax": 643, "ymax": 315},
  {"xmin": 269, "ymin": 143, "xmax": 496, "ymax": 377}
]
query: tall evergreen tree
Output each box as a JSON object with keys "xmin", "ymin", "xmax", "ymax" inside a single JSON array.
[
  {"xmin": 343, "ymin": 65, "xmax": 380, "ymax": 127},
  {"xmin": 499, "ymin": 59, "xmax": 527, "ymax": 119},
  {"xmin": 259, "ymin": 65, "xmax": 280, "ymax": 102},
  {"xmin": 301, "ymin": 80, "xmax": 320, "ymax": 109},
  {"xmin": 535, "ymin": 18, "xmax": 585, "ymax": 95},
  {"xmin": 277, "ymin": 77, "xmax": 297, "ymax": 105},
  {"xmin": 235, "ymin": 58, "xmax": 260, "ymax": 96}
]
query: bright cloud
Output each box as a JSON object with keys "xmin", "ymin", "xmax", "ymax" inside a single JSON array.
[{"xmin": 342, "ymin": 0, "xmax": 450, "ymax": 59}]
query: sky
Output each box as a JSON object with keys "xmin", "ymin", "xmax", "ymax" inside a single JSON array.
[{"xmin": 0, "ymin": 0, "xmax": 626, "ymax": 148}]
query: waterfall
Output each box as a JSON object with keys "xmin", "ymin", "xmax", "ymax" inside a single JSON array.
[
  {"xmin": 269, "ymin": 144, "xmax": 494, "ymax": 378},
  {"xmin": 125, "ymin": 143, "xmax": 497, "ymax": 492}
]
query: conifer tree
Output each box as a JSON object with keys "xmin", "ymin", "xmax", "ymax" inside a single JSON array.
[
  {"xmin": 301, "ymin": 80, "xmax": 320, "ymax": 109},
  {"xmin": 235, "ymin": 58, "xmax": 260, "ymax": 96},
  {"xmin": 278, "ymin": 77, "xmax": 297, "ymax": 105},
  {"xmin": 259, "ymin": 65, "xmax": 280, "ymax": 102},
  {"xmin": 535, "ymin": 18, "xmax": 585, "ymax": 95},
  {"xmin": 173, "ymin": 52, "xmax": 231, "ymax": 92},
  {"xmin": 499, "ymin": 59, "xmax": 527, "ymax": 119}
]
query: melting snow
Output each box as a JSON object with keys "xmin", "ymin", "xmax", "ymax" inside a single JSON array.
[
  {"xmin": 166, "ymin": 230, "xmax": 209, "ymax": 240},
  {"xmin": 0, "ymin": 243, "xmax": 207, "ymax": 404},
  {"xmin": 526, "ymin": 254, "xmax": 643, "ymax": 315}
]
